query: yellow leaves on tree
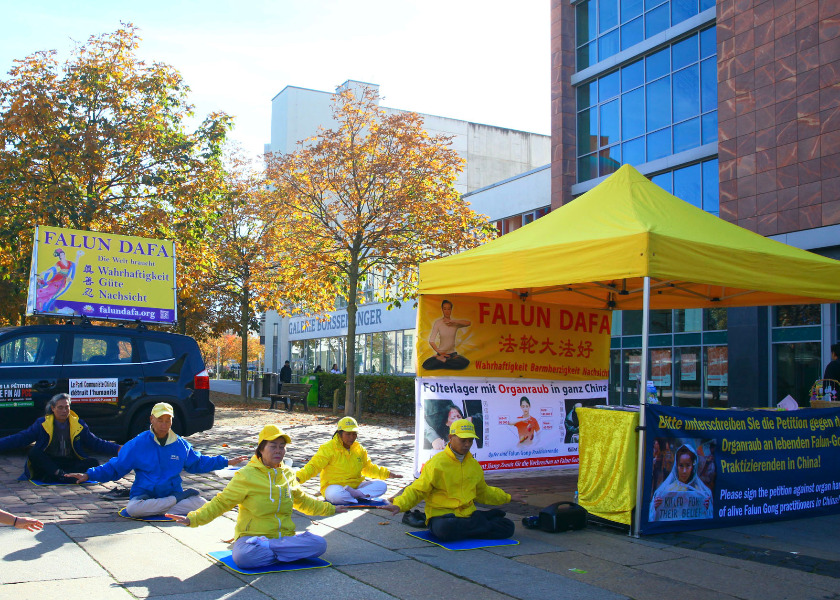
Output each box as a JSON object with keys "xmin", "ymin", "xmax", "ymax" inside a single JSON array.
[{"xmin": 265, "ymin": 88, "xmax": 494, "ymax": 413}]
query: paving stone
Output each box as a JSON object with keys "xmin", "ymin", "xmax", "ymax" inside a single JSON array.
[
  {"xmin": 0, "ymin": 525, "xmax": 108, "ymax": 584},
  {"xmin": 77, "ymin": 529, "xmax": 242, "ymax": 598},
  {"xmin": 250, "ymin": 567, "xmax": 399, "ymax": 599},
  {"xmin": 399, "ymin": 546, "xmax": 627, "ymax": 600},
  {"xmin": 306, "ymin": 521, "xmax": 409, "ymax": 566},
  {"xmin": 313, "ymin": 509, "xmax": 433, "ymax": 550},
  {"xmin": 59, "ymin": 520, "xmax": 150, "ymax": 539},
  {"xmin": 0, "ymin": 576, "xmax": 133, "ymax": 600}
]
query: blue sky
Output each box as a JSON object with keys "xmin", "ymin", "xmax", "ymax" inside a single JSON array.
[{"xmin": 0, "ymin": 0, "xmax": 550, "ymax": 157}]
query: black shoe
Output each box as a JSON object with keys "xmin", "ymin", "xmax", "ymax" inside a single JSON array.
[
  {"xmin": 402, "ymin": 510, "xmax": 426, "ymax": 528},
  {"xmin": 100, "ymin": 487, "xmax": 131, "ymax": 501}
]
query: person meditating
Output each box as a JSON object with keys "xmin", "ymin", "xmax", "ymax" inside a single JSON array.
[
  {"xmin": 167, "ymin": 425, "xmax": 346, "ymax": 568},
  {"xmin": 421, "ymin": 299, "xmax": 471, "ymax": 370},
  {"xmin": 67, "ymin": 402, "xmax": 247, "ymax": 517},
  {"xmin": 385, "ymin": 419, "xmax": 524, "ymax": 541},
  {"xmin": 296, "ymin": 416, "xmax": 402, "ymax": 504}
]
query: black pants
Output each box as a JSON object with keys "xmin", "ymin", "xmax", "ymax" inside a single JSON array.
[
  {"xmin": 421, "ymin": 353, "xmax": 470, "ymax": 370},
  {"xmin": 28, "ymin": 447, "xmax": 99, "ymax": 482},
  {"xmin": 428, "ymin": 509, "xmax": 515, "ymax": 542}
]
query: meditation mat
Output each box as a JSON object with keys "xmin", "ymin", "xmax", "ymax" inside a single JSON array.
[
  {"xmin": 29, "ymin": 479, "xmax": 96, "ymax": 486},
  {"xmin": 209, "ymin": 550, "xmax": 330, "ymax": 574},
  {"xmin": 333, "ymin": 498, "xmax": 389, "ymax": 508},
  {"xmin": 118, "ymin": 507, "xmax": 173, "ymax": 521},
  {"xmin": 406, "ymin": 530, "xmax": 519, "ymax": 551}
]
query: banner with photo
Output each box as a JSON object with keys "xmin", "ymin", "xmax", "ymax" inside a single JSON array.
[
  {"xmin": 26, "ymin": 226, "xmax": 177, "ymax": 324},
  {"xmin": 414, "ymin": 376, "xmax": 608, "ymax": 475},
  {"xmin": 416, "ymin": 294, "xmax": 611, "ymax": 381},
  {"xmin": 640, "ymin": 404, "xmax": 840, "ymax": 535}
]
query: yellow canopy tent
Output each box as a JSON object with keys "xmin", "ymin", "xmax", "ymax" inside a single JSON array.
[{"xmin": 418, "ymin": 164, "xmax": 840, "ymax": 534}]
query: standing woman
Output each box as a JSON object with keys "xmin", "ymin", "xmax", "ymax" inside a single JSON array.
[
  {"xmin": 167, "ymin": 425, "xmax": 345, "ymax": 569},
  {"xmin": 296, "ymin": 417, "xmax": 402, "ymax": 504}
]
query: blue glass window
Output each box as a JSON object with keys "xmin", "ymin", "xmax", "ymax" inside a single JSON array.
[
  {"xmin": 645, "ymin": 0, "xmax": 666, "ymax": 10},
  {"xmin": 702, "ymin": 159, "xmax": 719, "ymax": 215},
  {"xmin": 599, "ymin": 70, "xmax": 621, "ymax": 101},
  {"xmin": 647, "ymin": 128, "xmax": 671, "ymax": 161},
  {"xmin": 600, "ymin": 99, "xmax": 621, "ymax": 146},
  {"xmin": 646, "ymin": 76, "xmax": 671, "ymax": 130},
  {"xmin": 621, "ymin": 17, "xmax": 644, "ymax": 49},
  {"xmin": 699, "ymin": 0, "xmax": 715, "ymax": 11},
  {"xmin": 600, "ymin": 146, "xmax": 622, "ymax": 176},
  {"xmin": 652, "ymin": 172, "xmax": 672, "ymax": 193},
  {"xmin": 700, "ymin": 27, "xmax": 715, "ymax": 58},
  {"xmin": 672, "ymin": 36, "xmax": 698, "ymax": 70},
  {"xmin": 578, "ymin": 81, "xmax": 596, "ymax": 110},
  {"xmin": 700, "ymin": 58, "xmax": 716, "ymax": 112},
  {"xmin": 701, "ymin": 111, "xmax": 717, "ymax": 145},
  {"xmin": 599, "ymin": 30, "xmax": 621, "ymax": 60},
  {"xmin": 673, "ymin": 65, "xmax": 700, "ymax": 122},
  {"xmin": 671, "ymin": 0, "xmax": 699, "ymax": 27},
  {"xmin": 622, "ymin": 60, "xmax": 644, "ymax": 91},
  {"xmin": 622, "ymin": 0, "xmax": 644, "ymax": 20},
  {"xmin": 646, "ymin": 48, "xmax": 670, "ymax": 81},
  {"xmin": 577, "ymin": 0, "xmax": 598, "ymax": 44},
  {"xmin": 674, "ymin": 163, "xmax": 702, "ymax": 207},
  {"xmin": 673, "ymin": 117, "xmax": 700, "ymax": 153},
  {"xmin": 646, "ymin": 4, "xmax": 669, "ymax": 37},
  {"xmin": 622, "ymin": 136, "xmax": 646, "ymax": 165},
  {"xmin": 600, "ymin": 0, "xmax": 619, "ymax": 32},
  {"xmin": 578, "ymin": 43, "xmax": 597, "ymax": 70},
  {"xmin": 579, "ymin": 155, "xmax": 599, "ymax": 182},
  {"xmin": 622, "ymin": 88, "xmax": 645, "ymax": 139},
  {"xmin": 578, "ymin": 108, "xmax": 598, "ymax": 154}
]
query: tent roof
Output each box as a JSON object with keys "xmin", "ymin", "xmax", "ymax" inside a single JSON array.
[{"xmin": 420, "ymin": 165, "xmax": 840, "ymax": 310}]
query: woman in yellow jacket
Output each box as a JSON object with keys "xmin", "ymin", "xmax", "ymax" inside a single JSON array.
[
  {"xmin": 296, "ymin": 416, "xmax": 402, "ymax": 504},
  {"xmin": 167, "ymin": 425, "xmax": 346, "ymax": 569}
]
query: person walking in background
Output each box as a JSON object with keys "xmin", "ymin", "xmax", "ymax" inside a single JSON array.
[{"xmin": 279, "ymin": 360, "xmax": 292, "ymax": 383}]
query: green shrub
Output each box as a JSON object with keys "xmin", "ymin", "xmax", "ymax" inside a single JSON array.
[{"xmin": 314, "ymin": 373, "xmax": 414, "ymax": 416}]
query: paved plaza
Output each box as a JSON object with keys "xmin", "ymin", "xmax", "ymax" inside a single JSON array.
[{"xmin": 2, "ymin": 412, "xmax": 840, "ymax": 599}]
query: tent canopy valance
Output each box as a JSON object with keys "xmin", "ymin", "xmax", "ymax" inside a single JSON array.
[{"xmin": 420, "ymin": 165, "xmax": 840, "ymax": 309}]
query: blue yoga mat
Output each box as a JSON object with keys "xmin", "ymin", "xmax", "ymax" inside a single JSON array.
[
  {"xmin": 209, "ymin": 550, "xmax": 330, "ymax": 574},
  {"xmin": 118, "ymin": 507, "xmax": 173, "ymax": 522},
  {"xmin": 29, "ymin": 479, "xmax": 97, "ymax": 486},
  {"xmin": 333, "ymin": 498, "xmax": 388, "ymax": 508},
  {"xmin": 406, "ymin": 530, "xmax": 519, "ymax": 551}
]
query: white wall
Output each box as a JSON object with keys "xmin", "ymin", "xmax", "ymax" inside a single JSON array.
[{"xmin": 464, "ymin": 165, "xmax": 550, "ymax": 221}]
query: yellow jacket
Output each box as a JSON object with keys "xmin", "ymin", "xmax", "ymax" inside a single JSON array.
[
  {"xmin": 393, "ymin": 445, "xmax": 510, "ymax": 522},
  {"xmin": 187, "ymin": 455, "xmax": 335, "ymax": 539},
  {"xmin": 296, "ymin": 435, "xmax": 390, "ymax": 496}
]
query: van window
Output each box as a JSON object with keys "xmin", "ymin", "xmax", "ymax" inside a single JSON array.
[
  {"xmin": 0, "ymin": 333, "xmax": 60, "ymax": 366},
  {"xmin": 144, "ymin": 340, "xmax": 175, "ymax": 361},
  {"xmin": 71, "ymin": 335, "xmax": 135, "ymax": 364}
]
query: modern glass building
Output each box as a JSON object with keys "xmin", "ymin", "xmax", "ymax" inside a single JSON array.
[{"xmin": 551, "ymin": 0, "xmax": 840, "ymax": 407}]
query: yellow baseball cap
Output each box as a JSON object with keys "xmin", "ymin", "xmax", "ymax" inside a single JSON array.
[
  {"xmin": 449, "ymin": 418, "xmax": 478, "ymax": 439},
  {"xmin": 151, "ymin": 402, "xmax": 174, "ymax": 418},
  {"xmin": 258, "ymin": 424, "xmax": 291, "ymax": 444},
  {"xmin": 337, "ymin": 416, "xmax": 359, "ymax": 432}
]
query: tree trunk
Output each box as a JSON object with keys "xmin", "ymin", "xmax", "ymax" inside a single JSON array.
[
  {"xmin": 344, "ymin": 257, "xmax": 360, "ymax": 416},
  {"xmin": 240, "ymin": 286, "xmax": 250, "ymax": 399}
]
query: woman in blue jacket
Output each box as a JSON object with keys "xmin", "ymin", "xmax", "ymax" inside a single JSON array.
[{"xmin": 0, "ymin": 393, "xmax": 120, "ymax": 482}]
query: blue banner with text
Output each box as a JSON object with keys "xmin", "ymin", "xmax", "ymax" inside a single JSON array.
[{"xmin": 640, "ymin": 405, "xmax": 840, "ymax": 535}]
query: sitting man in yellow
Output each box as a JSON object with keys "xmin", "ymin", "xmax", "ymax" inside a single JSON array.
[
  {"xmin": 384, "ymin": 419, "xmax": 524, "ymax": 541},
  {"xmin": 296, "ymin": 416, "xmax": 402, "ymax": 504}
]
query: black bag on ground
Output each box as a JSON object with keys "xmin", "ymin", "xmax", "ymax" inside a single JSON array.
[{"xmin": 536, "ymin": 501, "xmax": 587, "ymax": 532}]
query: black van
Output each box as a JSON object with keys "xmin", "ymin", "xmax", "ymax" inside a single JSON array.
[{"xmin": 0, "ymin": 323, "xmax": 214, "ymax": 442}]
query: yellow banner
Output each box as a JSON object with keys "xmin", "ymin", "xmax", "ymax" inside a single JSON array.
[
  {"xmin": 416, "ymin": 294, "xmax": 611, "ymax": 380},
  {"xmin": 26, "ymin": 226, "xmax": 177, "ymax": 323}
]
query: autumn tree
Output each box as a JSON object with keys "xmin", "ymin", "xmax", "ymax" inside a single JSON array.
[
  {"xmin": 0, "ymin": 25, "xmax": 231, "ymax": 325},
  {"xmin": 197, "ymin": 332, "xmax": 261, "ymax": 376},
  {"xmin": 265, "ymin": 88, "xmax": 494, "ymax": 414}
]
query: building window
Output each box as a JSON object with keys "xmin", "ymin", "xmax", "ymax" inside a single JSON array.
[
  {"xmin": 576, "ymin": 27, "xmax": 717, "ymax": 183},
  {"xmin": 495, "ymin": 207, "xmax": 550, "ymax": 236},
  {"xmin": 649, "ymin": 158, "xmax": 720, "ymax": 215},
  {"xmin": 575, "ymin": 0, "xmax": 714, "ymax": 69}
]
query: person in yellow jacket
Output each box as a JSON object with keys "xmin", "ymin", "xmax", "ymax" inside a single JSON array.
[
  {"xmin": 166, "ymin": 425, "xmax": 346, "ymax": 569},
  {"xmin": 296, "ymin": 416, "xmax": 402, "ymax": 504},
  {"xmin": 384, "ymin": 419, "xmax": 524, "ymax": 541}
]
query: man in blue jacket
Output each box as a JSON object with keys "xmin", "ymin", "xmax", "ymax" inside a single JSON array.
[
  {"xmin": 68, "ymin": 402, "xmax": 248, "ymax": 517},
  {"xmin": 0, "ymin": 393, "xmax": 120, "ymax": 482}
]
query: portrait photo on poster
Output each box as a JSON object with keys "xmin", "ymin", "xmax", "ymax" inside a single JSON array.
[
  {"xmin": 562, "ymin": 398, "xmax": 602, "ymax": 443},
  {"xmin": 423, "ymin": 398, "xmax": 485, "ymax": 450},
  {"xmin": 649, "ymin": 437, "xmax": 715, "ymax": 522}
]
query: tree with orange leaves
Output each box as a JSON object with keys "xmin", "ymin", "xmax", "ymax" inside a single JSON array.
[
  {"xmin": 0, "ymin": 25, "xmax": 231, "ymax": 326},
  {"xmin": 265, "ymin": 88, "xmax": 494, "ymax": 414}
]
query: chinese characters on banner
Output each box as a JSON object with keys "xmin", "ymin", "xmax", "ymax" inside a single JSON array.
[
  {"xmin": 414, "ymin": 377, "xmax": 608, "ymax": 475},
  {"xmin": 416, "ymin": 294, "xmax": 611, "ymax": 381},
  {"xmin": 26, "ymin": 226, "xmax": 177, "ymax": 324},
  {"xmin": 641, "ymin": 404, "xmax": 840, "ymax": 534}
]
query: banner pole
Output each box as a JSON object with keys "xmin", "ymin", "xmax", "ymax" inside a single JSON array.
[{"xmin": 632, "ymin": 276, "xmax": 651, "ymax": 536}]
